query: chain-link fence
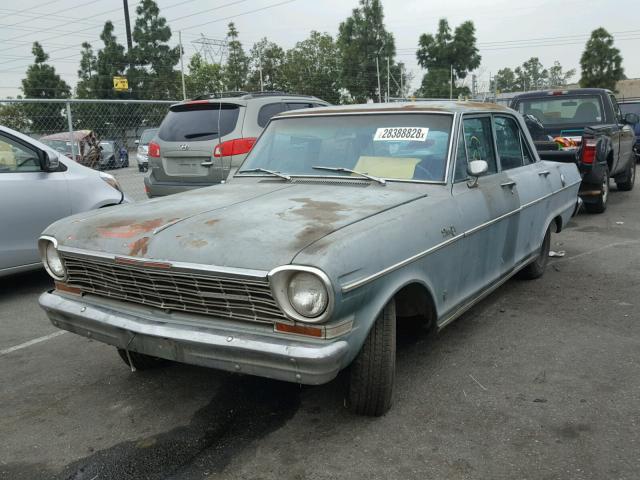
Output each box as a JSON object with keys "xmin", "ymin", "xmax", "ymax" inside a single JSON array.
[{"xmin": 0, "ymin": 98, "xmax": 176, "ymax": 164}]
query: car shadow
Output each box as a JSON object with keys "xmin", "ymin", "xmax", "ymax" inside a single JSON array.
[{"xmin": 0, "ymin": 269, "xmax": 53, "ymax": 301}]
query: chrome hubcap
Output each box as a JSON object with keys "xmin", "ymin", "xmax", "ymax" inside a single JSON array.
[{"xmin": 602, "ymin": 173, "xmax": 609, "ymax": 203}]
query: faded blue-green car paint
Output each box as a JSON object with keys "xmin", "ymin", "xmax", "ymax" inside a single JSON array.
[{"xmin": 38, "ymin": 102, "xmax": 581, "ymax": 393}]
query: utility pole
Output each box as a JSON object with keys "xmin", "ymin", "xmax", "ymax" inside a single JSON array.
[
  {"xmin": 450, "ymin": 64, "xmax": 453, "ymax": 100},
  {"xmin": 122, "ymin": 0, "xmax": 133, "ymax": 53},
  {"xmin": 179, "ymin": 31, "xmax": 186, "ymax": 100},
  {"xmin": 376, "ymin": 57, "xmax": 382, "ymax": 103},
  {"xmin": 259, "ymin": 53, "xmax": 264, "ymax": 92},
  {"xmin": 399, "ymin": 62, "xmax": 404, "ymax": 99},
  {"xmin": 386, "ymin": 57, "xmax": 390, "ymax": 102}
]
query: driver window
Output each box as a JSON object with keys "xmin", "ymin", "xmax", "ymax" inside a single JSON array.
[
  {"xmin": 462, "ymin": 117, "xmax": 497, "ymax": 174},
  {"xmin": 0, "ymin": 135, "xmax": 41, "ymax": 173},
  {"xmin": 609, "ymin": 94, "xmax": 622, "ymax": 122}
]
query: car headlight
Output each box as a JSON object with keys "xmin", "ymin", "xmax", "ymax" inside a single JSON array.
[
  {"xmin": 99, "ymin": 171, "xmax": 122, "ymax": 192},
  {"xmin": 268, "ymin": 266, "xmax": 334, "ymax": 323},
  {"xmin": 39, "ymin": 237, "xmax": 66, "ymax": 280},
  {"xmin": 287, "ymin": 271, "xmax": 329, "ymax": 318}
]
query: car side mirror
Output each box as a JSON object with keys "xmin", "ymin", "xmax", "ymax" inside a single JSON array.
[
  {"xmin": 41, "ymin": 150, "xmax": 59, "ymax": 172},
  {"xmin": 467, "ymin": 160, "xmax": 488, "ymax": 188},
  {"xmin": 624, "ymin": 112, "xmax": 639, "ymax": 125}
]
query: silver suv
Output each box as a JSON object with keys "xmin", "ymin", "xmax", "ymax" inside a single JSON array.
[{"xmin": 144, "ymin": 92, "xmax": 329, "ymax": 197}]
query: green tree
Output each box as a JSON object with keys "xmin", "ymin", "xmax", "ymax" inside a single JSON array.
[
  {"xmin": 514, "ymin": 57, "xmax": 548, "ymax": 90},
  {"xmin": 21, "ymin": 42, "xmax": 71, "ymax": 133},
  {"xmin": 579, "ymin": 27, "xmax": 624, "ymax": 91},
  {"xmin": 415, "ymin": 19, "xmax": 481, "ymax": 98},
  {"xmin": 0, "ymin": 102, "xmax": 30, "ymax": 132},
  {"xmin": 247, "ymin": 38, "xmax": 287, "ymax": 92},
  {"xmin": 548, "ymin": 61, "xmax": 575, "ymax": 87},
  {"xmin": 493, "ymin": 67, "xmax": 517, "ymax": 93},
  {"xmin": 186, "ymin": 53, "xmax": 225, "ymax": 97},
  {"xmin": 337, "ymin": 0, "xmax": 397, "ymax": 102},
  {"xmin": 224, "ymin": 22, "xmax": 249, "ymax": 91},
  {"xmin": 284, "ymin": 31, "xmax": 341, "ymax": 103},
  {"xmin": 76, "ymin": 21, "xmax": 128, "ymax": 99},
  {"xmin": 130, "ymin": 0, "xmax": 181, "ymax": 99}
]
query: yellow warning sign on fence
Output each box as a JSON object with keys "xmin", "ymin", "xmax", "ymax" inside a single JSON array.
[{"xmin": 113, "ymin": 76, "xmax": 129, "ymax": 91}]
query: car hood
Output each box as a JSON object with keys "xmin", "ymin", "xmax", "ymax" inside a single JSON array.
[{"xmin": 46, "ymin": 181, "xmax": 426, "ymax": 271}]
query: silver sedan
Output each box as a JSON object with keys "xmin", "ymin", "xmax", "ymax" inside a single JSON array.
[{"xmin": 0, "ymin": 125, "xmax": 128, "ymax": 277}]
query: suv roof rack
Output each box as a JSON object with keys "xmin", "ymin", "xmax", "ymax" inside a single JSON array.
[
  {"xmin": 243, "ymin": 91, "xmax": 315, "ymax": 99},
  {"xmin": 190, "ymin": 91, "xmax": 249, "ymax": 100}
]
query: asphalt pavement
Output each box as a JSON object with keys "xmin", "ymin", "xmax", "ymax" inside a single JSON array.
[{"xmin": 1, "ymin": 174, "xmax": 639, "ymax": 480}]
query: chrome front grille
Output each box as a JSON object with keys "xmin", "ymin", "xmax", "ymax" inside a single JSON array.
[{"xmin": 62, "ymin": 253, "xmax": 286, "ymax": 324}]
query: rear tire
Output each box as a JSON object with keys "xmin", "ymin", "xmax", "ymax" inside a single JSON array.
[
  {"xmin": 615, "ymin": 156, "xmax": 635, "ymax": 191},
  {"xmin": 347, "ymin": 300, "xmax": 396, "ymax": 417},
  {"xmin": 584, "ymin": 166, "xmax": 609, "ymax": 214},
  {"xmin": 519, "ymin": 225, "xmax": 551, "ymax": 280},
  {"xmin": 117, "ymin": 348, "xmax": 168, "ymax": 370}
]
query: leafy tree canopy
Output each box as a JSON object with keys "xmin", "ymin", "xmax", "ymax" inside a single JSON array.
[{"xmin": 580, "ymin": 27, "xmax": 624, "ymax": 91}]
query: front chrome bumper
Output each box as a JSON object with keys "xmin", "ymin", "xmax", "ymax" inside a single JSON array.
[{"xmin": 39, "ymin": 291, "xmax": 349, "ymax": 385}]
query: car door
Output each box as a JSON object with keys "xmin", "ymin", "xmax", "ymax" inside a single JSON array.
[
  {"xmin": 0, "ymin": 133, "xmax": 70, "ymax": 271},
  {"xmin": 609, "ymin": 94, "xmax": 635, "ymax": 169},
  {"xmin": 493, "ymin": 114, "xmax": 553, "ymax": 263},
  {"xmin": 449, "ymin": 115, "xmax": 520, "ymax": 309}
]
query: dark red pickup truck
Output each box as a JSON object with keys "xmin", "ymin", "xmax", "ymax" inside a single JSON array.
[{"xmin": 511, "ymin": 88, "xmax": 638, "ymax": 213}]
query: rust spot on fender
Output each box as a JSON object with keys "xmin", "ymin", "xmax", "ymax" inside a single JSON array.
[
  {"xmin": 189, "ymin": 239, "xmax": 208, "ymax": 248},
  {"xmin": 128, "ymin": 236, "xmax": 150, "ymax": 257},
  {"xmin": 96, "ymin": 218, "xmax": 165, "ymax": 239},
  {"xmin": 289, "ymin": 198, "xmax": 349, "ymax": 248},
  {"xmin": 204, "ymin": 219, "xmax": 220, "ymax": 226}
]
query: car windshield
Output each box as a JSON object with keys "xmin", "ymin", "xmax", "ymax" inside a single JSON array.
[
  {"xmin": 239, "ymin": 113, "xmax": 453, "ymax": 182},
  {"xmin": 620, "ymin": 102, "xmax": 640, "ymax": 116},
  {"xmin": 516, "ymin": 95, "xmax": 604, "ymax": 126},
  {"xmin": 100, "ymin": 142, "xmax": 114, "ymax": 152},
  {"xmin": 139, "ymin": 128, "xmax": 158, "ymax": 144}
]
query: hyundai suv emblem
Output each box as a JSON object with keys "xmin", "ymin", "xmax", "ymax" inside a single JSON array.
[{"xmin": 179, "ymin": 144, "xmax": 189, "ymax": 150}]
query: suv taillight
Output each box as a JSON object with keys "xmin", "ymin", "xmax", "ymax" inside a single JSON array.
[
  {"xmin": 581, "ymin": 138, "xmax": 597, "ymax": 164},
  {"xmin": 213, "ymin": 138, "xmax": 256, "ymax": 158},
  {"xmin": 148, "ymin": 141, "xmax": 160, "ymax": 158}
]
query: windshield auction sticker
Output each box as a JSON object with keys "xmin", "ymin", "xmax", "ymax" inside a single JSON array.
[{"xmin": 373, "ymin": 127, "xmax": 429, "ymax": 141}]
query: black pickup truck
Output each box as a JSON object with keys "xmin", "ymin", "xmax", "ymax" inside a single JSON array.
[{"xmin": 510, "ymin": 88, "xmax": 638, "ymax": 213}]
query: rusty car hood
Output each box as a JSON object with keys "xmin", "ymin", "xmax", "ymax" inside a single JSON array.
[{"xmin": 45, "ymin": 181, "xmax": 426, "ymax": 271}]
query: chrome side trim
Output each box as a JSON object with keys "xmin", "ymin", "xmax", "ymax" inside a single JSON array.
[
  {"xmin": 276, "ymin": 111, "xmax": 456, "ymax": 119},
  {"xmin": 56, "ymin": 244, "xmax": 269, "ymax": 280},
  {"xmin": 341, "ymin": 180, "xmax": 581, "ymax": 293}
]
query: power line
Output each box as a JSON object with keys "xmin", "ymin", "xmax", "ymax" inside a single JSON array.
[{"xmin": 3, "ymin": 0, "xmax": 106, "ymax": 29}]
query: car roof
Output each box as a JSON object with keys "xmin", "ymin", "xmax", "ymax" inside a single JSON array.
[
  {"xmin": 511, "ymin": 88, "xmax": 613, "ymax": 100},
  {"xmin": 276, "ymin": 100, "xmax": 513, "ymax": 118},
  {"xmin": 40, "ymin": 130, "xmax": 93, "ymax": 141},
  {"xmin": 174, "ymin": 92, "xmax": 327, "ymax": 108}
]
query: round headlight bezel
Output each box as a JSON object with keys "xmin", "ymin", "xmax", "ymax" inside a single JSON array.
[
  {"xmin": 287, "ymin": 271, "xmax": 329, "ymax": 318},
  {"xmin": 39, "ymin": 236, "xmax": 67, "ymax": 281},
  {"xmin": 268, "ymin": 266, "xmax": 334, "ymax": 324}
]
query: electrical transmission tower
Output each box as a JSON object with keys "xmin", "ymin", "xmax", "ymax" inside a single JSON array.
[{"xmin": 192, "ymin": 34, "xmax": 229, "ymax": 65}]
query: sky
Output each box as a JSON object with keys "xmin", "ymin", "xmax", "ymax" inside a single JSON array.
[{"xmin": 1, "ymin": 0, "xmax": 639, "ymax": 98}]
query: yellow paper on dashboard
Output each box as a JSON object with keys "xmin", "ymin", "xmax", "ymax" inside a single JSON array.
[{"xmin": 353, "ymin": 156, "xmax": 420, "ymax": 180}]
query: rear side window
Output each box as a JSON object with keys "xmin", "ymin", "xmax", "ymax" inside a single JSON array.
[
  {"xmin": 258, "ymin": 103, "xmax": 287, "ymax": 127},
  {"xmin": 158, "ymin": 103, "xmax": 240, "ymax": 142}
]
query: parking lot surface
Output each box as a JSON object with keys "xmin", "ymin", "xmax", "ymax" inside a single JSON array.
[{"xmin": 1, "ymin": 178, "xmax": 638, "ymax": 480}]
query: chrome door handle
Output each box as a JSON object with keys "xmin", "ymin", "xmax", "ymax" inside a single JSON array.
[
  {"xmin": 201, "ymin": 161, "xmax": 213, "ymax": 167},
  {"xmin": 500, "ymin": 181, "xmax": 517, "ymax": 188},
  {"xmin": 538, "ymin": 170, "xmax": 550, "ymax": 176}
]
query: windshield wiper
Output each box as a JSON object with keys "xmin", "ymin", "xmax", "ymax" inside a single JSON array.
[
  {"xmin": 312, "ymin": 166, "xmax": 386, "ymax": 185},
  {"xmin": 238, "ymin": 168, "xmax": 291, "ymax": 181},
  {"xmin": 184, "ymin": 131, "xmax": 217, "ymax": 139}
]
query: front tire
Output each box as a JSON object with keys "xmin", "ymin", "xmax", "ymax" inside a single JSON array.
[
  {"xmin": 584, "ymin": 166, "xmax": 609, "ymax": 214},
  {"xmin": 519, "ymin": 225, "xmax": 551, "ymax": 280},
  {"xmin": 347, "ymin": 300, "xmax": 396, "ymax": 416},
  {"xmin": 117, "ymin": 348, "xmax": 168, "ymax": 370},
  {"xmin": 615, "ymin": 156, "xmax": 635, "ymax": 191}
]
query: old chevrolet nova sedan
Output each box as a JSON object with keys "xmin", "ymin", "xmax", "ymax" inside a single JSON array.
[{"xmin": 38, "ymin": 102, "xmax": 581, "ymax": 416}]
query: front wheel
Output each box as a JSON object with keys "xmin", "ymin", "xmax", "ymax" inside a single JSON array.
[
  {"xmin": 519, "ymin": 225, "xmax": 551, "ymax": 280},
  {"xmin": 347, "ymin": 300, "xmax": 396, "ymax": 416},
  {"xmin": 584, "ymin": 166, "xmax": 609, "ymax": 214}
]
